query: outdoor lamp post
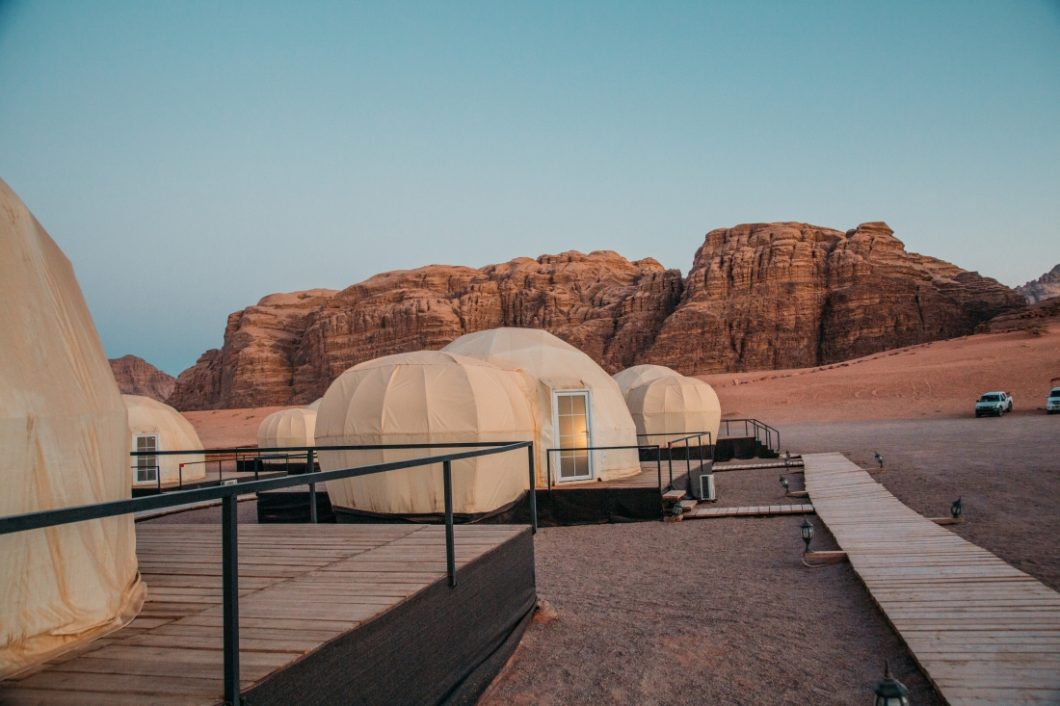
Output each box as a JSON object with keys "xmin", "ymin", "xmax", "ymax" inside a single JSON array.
[
  {"xmin": 784, "ymin": 450, "xmax": 791, "ymax": 468},
  {"xmin": 872, "ymin": 661, "xmax": 910, "ymax": 706},
  {"xmin": 800, "ymin": 518, "xmax": 813, "ymax": 553},
  {"xmin": 874, "ymin": 452, "xmax": 884, "ymax": 469},
  {"xmin": 780, "ymin": 476, "xmax": 790, "ymax": 491},
  {"xmin": 950, "ymin": 497, "xmax": 963, "ymax": 519}
]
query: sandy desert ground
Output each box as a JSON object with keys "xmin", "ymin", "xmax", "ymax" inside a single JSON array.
[
  {"xmin": 481, "ymin": 415, "xmax": 1058, "ymax": 706},
  {"xmin": 699, "ymin": 324, "xmax": 1059, "ymax": 423}
]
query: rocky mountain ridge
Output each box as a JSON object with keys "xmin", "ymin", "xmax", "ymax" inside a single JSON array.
[
  {"xmin": 1016, "ymin": 264, "xmax": 1060, "ymax": 304},
  {"xmin": 168, "ymin": 222, "xmax": 1024, "ymax": 410},
  {"xmin": 109, "ymin": 355, "xmax": 176, "ymax": 402}
]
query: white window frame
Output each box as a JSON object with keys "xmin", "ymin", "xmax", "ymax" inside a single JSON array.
[
  {"xmin": 134, "ymin": 433, "xmax": 160, "ymax": 484},
  {"xmin": 552, "ymin": 389, "xmax": 594, "ymax": 482}
]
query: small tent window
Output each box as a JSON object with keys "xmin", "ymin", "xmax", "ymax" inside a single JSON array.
[
  {"xmin": 135, "ymin": 434, "xmax": 159, "ymax": 483},
  {"xmin": 554, "ymin": 391, "xmax": 592, "ymax": 481}
]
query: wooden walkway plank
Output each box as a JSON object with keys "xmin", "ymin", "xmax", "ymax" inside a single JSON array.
[{"xmin": 803, "ymin": 452, "xmax": 1060, "ymax": 706}]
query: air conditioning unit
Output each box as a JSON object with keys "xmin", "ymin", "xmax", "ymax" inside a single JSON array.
[{"xmin": 697, "ymin": 473, "xmax": 716, "ymax": 502}]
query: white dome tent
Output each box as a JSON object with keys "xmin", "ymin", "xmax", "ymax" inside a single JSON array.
[
  {"xmin": 625, "ymin": 375, "xmax": 722, "ymax": 447},
  {"xmin": 0, "ymin": 179, "xmax": 144, "ymax": 677},
  {"xmin": 443, "ymin": 328, "xmax": 640, "ymax": 485},
  {"xmin": 612, "ymin": 364, "xmax": 681, "ymax": 402},
  {"xmin": 315, "ymin": 351, "xmax": 536, "ymax": 518},
  {"xmin": 257, "ymin": 407, "xmax": 317, "ymax": 449},
  {"xmin": 123, "ymin": 395, "xmax": 207, "ymax": 490}
]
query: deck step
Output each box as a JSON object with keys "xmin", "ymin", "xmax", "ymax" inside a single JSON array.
[
  {"xmin": 661, "ymin": 489, "xmax": 686, "ymax": 503},
  {"xmin": 685, "ymin": 503, "xmax": 815, "ymax": 519}
]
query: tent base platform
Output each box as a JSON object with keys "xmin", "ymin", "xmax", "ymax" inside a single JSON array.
[
  {"xmin": 0, "ymin": 523, "xmax": 536, "ymax": 706},
  {"xmin": 326, "ymin": 465, "xmax": 690, "ymax": 527}
]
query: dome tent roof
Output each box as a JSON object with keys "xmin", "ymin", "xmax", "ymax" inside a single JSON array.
[
  {"xmin": 626, "ymin": 375, "xmax": 721, "ymax": 444},
  {"xmin": 443, "ymin": 328, "xmax": 640, "ymax": 483},
  {"xmin": 315, "ymin": 350, "xmax": 536, "ymax": 516},
  {"xmin": 613, "ymin": 364, "xmax": 681, "ymax": 401},
  {"xmin": 257, "ymin": 406, "xmax": 317, "ymax": 448}
]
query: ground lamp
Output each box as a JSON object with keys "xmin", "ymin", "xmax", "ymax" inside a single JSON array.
[
  {"xmin": 874, "ymin": 452, "xmax": 884, "ymax": 469},
  {"xmin": 780, "ymin": 476, "xmax": 789, "ymax": 492},
  {"xmin": 800, "ymin": 518, "xmax": 813, "ymax": 553},
  {"xmin": 950, "ymin": 497, "xmax": 962, "ymax": 519},
  {"xmin": 872, "ymin": 662, "xmax": 910, "ymax": 706}
]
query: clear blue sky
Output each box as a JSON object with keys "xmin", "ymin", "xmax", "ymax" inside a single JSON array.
[{"xmin": 2, "ymin": 1, "xmax": 1057, "ymax": 375}]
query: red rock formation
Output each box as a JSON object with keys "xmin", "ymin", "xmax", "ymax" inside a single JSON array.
[
  {"xmin": 109, "ymin": 355, "xmax": 176, "ymax": 402},
  {"xmin": 169, "ymin": 253, "xmax": 681, "ymax": 409},
  {"xmin": 169, "ymin": 227, "xmax": 1023, "ymax": 409},
  {"xmin": 645, "ymin": 222, "xmax": 1024, "ymax": 373}
]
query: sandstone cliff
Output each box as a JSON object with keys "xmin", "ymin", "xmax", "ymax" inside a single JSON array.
[
  {"xmin": 109, "ymin": 355, "xmax": 176, "ymax": 402},
  {"xmin": 1016, "ymin": 264, "xmax": 1060, "ymax": 304},
  {"xmin": 169, "ymin": 225, "xmax": 1023, "ymax": 409},
  {"xmin": 168, "ymin": 253, "xmax": 682, "ymax": 409},
  {"xmin": 646, "ymin": 222, "xmax": 1024, "ymax": 373}
]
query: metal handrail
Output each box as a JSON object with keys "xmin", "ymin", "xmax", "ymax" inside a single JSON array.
[
  {"xmin": 718, "ymin": 418, "xmax": 781, "ymax": 453},
  {"xmin": 664, "ymin": 432, "xmax": 713, "ymax": 491},
  {"xmin": 1, "ymin": 440, "xmax": 536, "ymax": 706}
]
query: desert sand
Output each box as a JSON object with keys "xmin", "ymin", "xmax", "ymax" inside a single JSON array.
[
  {"xmin": 182, "ymin": 406, "xmax": 286, "ymax": 448},
  {"xmin": 700, "ymin": 325, "xmax": 1059, "ymax": 423}
]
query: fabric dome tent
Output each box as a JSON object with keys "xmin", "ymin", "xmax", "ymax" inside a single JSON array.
[
  {"xmin": 122, "ymin": 395, "xmax": 206, "ymax": 489},
  {"xmin": 626, "ymin": 375, "xmax": 722, "ymax": 445},
  {"xmin": 613, "ymin": 364, "xmax": 681, "ymax": 402},
  {"xmin": 443, "ymin": 328, "xmax": 640, "ymax": 484},
  {"xmin": 316, "ymin": 351, "xmax": 536, "ymax": 517},
  {"xmin": 257, "ymin": 406, "xmax": 318, "ymax": 449},
  {"xmin": 0, "ymin": 179, "xmax": 145, "ymax": 677}
]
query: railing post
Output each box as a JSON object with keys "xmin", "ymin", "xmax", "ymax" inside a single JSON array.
[
  {"xmin": 685, "ymin": 438, "xmax": 692, "ymax": 482},
  {"xmin": 221, "ymin": 493, "xmax": 241, "ymax": 706},
  {"xmin": 443, "ymin": 460, "xmax": 456, "ymax": 588},
  {"xmin": 156, "ymin": 466, "xmax": 161, "ymax": 493},
  {"xmin": 178, "ymin": 463, "xmax": 183, "ymax": 489},
  {"xmin": 307, "ymin": 450, "xmax": 317, "ymax": 524},
  {"xmin": 667, "ymin": 443, "xmax": 674, "ymax": 489},
  {"xmin": 546, "ymin": 452, "xmax": 553, "ymax": 494},
  {"xmin": 527, "ymin": 444, "xmax": 538, "ymax": 534},
  {"xmin": 655, "ymin": 446, "xmax": 661, "ymax": 491}
]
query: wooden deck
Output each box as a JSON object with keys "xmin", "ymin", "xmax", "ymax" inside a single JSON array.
[
  {"xmin": 803, "ymin": 452, "xmax": 1060, "ymax": 706},
  {"xmin": 1, "ymin": 523, "xmax": 530, "ymax": 705},
  {"xmin": 686, "ymin": 503, "xmax": 815, "ymax": 519}
]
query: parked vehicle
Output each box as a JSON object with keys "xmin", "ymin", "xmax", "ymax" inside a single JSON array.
[
  {"xmin": 975, "ymin": 391, "xmax": 1012, "ymax": 417},
  {"xmin": 1047, "ymin": 387, "xmax": 1060, "ymax": 415}
]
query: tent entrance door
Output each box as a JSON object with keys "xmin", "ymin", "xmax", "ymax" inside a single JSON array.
[{"xmin": 553, "ymin": 390, "xmax": 593, "ymax": 482}]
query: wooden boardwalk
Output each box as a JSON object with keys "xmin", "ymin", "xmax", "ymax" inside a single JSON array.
[
  {"xmin": 803, "ymin": 452, "xmax": 1060, "ymax": 706},
  {"xmin": 0, "ymin": 523, "xmax": 527, "ymax": 705},
  {"xmin": 686, "ymin": 503, "xmax": 814, "ymax": 519}
]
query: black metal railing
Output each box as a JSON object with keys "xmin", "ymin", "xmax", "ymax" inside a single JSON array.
[
  {"xmin": 0, "ymin": 440, "xmax": 536, "ymax": 706},
  {"xmin": 718, "ymin": 418, "xmax": 780, "ymax": 453},
  {"xmin": 636, "ymin": 431, "xmax": 715, "ymax": 487}
]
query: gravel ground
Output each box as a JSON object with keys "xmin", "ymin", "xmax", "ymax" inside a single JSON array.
[{"xmin": 483, "ymin": 413, "xmax": 1059, "ymax": 705}]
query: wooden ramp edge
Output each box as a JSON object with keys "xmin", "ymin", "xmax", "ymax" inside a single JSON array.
[
  {"xmin": 686, "ymin": 503, "xmax": 814, "ymax": 519},
  {"xmin": 803, "ymin": 453, "xmax": 1060, "ymax": 706}
]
